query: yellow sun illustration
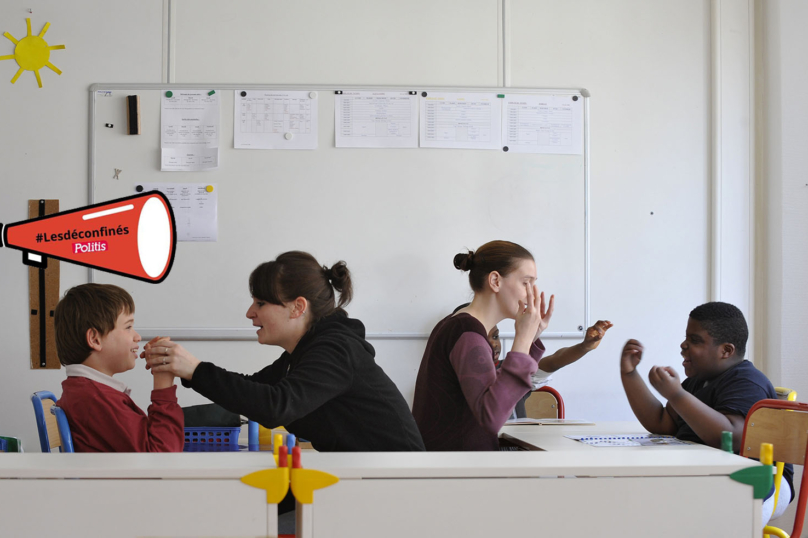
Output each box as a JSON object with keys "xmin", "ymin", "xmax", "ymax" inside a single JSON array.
[{"xmin": 0, "ymin": 18, "xmax": 65, "ymax": 88}]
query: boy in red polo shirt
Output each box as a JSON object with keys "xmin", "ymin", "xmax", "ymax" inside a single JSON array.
[{"xmin": 55, "ymin": 284, "xmax": 183, "ymax": 452}]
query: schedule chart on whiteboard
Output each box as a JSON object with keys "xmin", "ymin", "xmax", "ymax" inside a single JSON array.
[
  {"xmin": 335, "ymin": 91, "xmax": 418, "ymax": 148},
  {"xmin": 502, "ymin": 94, "xmax": 583, "ymax": 154},
  {"xmin": 419, "ymin": 92, "xmax": 502, "ymax": 150},
  {"xmin": 234, "ymin": 90, "xmax": 318, "ymax": 150}
]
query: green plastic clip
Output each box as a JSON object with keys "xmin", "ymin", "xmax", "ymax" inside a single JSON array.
[
  {"xmin": 721, "ymin": 431, "xmax": 733, "ymax": 453},
  {"xmin": 208, "ymin": 90, "xmax": 215, "ymax": 96},
  {"xmin": 730, "ymin": 465, "xmax": 773, "ymax": 499},
  {"xmin": 496, "ymin": 94, "xmax": 505, "ymax": 98}
]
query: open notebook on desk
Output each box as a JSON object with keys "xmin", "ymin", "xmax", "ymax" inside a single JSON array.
[
  {"xmin": 505, "ymin": 418, "xmax": 594, "ymax": 425},
  {"xmin": 566, "ymin": 434, "xmax": 693, "ymax": 447}
]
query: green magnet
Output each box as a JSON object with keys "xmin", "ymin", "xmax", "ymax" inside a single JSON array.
[{"xmin": 165, "ymin": 91, "xmax": 173, "ymax": 98}]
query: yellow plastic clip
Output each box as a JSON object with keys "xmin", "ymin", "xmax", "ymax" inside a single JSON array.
[
  {"xmin": 240, "ymin": 467, "xmax": 290, "ymax": 504},
  {"xmin": 760, "ymin": 443, "xmax": 774, "ymax": 465},
  {"xmin": 290, "ymin": 468, "xmax": 340, "ymax": 504}
]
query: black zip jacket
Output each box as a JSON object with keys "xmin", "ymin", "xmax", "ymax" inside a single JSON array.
[{"xmin": 183, "ymin": 311, "xmax": 425, "ymax": 452}]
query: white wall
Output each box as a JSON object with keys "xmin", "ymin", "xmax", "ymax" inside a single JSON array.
[
  {"xmin": 0, "ymin": 0, "xmax": 761, "ymax": 454},
  {"xmin": 757, "ymin": 0, "xmax": 808, "ymax": 533}
]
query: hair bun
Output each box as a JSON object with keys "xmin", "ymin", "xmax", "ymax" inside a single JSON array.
[
  {"xmin": 324, "ymin": 261, "xmax": 349, "ymax": 287},
  {"xmin": 453, "ymin": 251, "xmax": 475, "ymax": 272}
]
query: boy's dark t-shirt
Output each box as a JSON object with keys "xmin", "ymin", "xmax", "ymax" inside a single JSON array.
[{"xmin": 673, "ymin": 360, "xmax": 794, "ymax": 500}]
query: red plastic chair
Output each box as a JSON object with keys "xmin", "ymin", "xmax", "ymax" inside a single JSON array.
[
  {"xmin": 740, "ymin": 399, "xmax": 808, "ymax": 538},
  {"xmin": 524, "ymin": 386, "xmax": 565, "ymax": 419}
]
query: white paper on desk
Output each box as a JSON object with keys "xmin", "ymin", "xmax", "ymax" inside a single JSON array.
[
  {"xmin": 335, "ymin": 91, "xmax": 418, "ymax": 148},
  {"xmin": 501, "ymin": 94, "xmax": 583, "ymax": 155},
  {"xmin": 234, "ymin": 90, "xmax": 318, "ymax": 150},
  {"xmin": 566, "ymin": 434, "xmax": 692, "ymax": 447},
  {"xmin": 420, "ymin": 92, "xmax": 502, "ymax": 150},
  {"xmin": 161, "ymin": 90, "xmax": 220, "ymax": 171},
  {"xmin": 506, "ymin": 418, "xmax": 594, "ymax": 426},
  {"xmin": 139, "ymin": 183, "xmax": 218, "ymax": 242}
]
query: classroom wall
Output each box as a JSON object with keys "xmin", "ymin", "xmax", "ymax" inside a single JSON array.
[
  {"xmin": 757, "ymin": 0, "xmax": 808, "ymax": 533},
  {"xmin": 0, "ymin": 0, "xmax": 765, "ymax": 454}
]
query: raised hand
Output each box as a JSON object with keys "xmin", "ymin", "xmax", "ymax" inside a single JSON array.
[
  {"xmin": 513, "ymin": 284, "xmax": 543, "ymax": 354},
  {"xmin": 534, "ymin": 292, "xmax": 555, "ymax": 339},
  {"xmin": 143, "ymin": 339, "xmax": 201, "ymax": 380},
  {"xmin": 620, "ymin": 339, "xmax": 644, "ymax": 375},
  {"xmin": 581, "ymin": 320, "xmax": 613, "ymax": 352}
]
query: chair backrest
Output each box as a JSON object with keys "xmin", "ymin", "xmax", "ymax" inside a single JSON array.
[
  {"xmin": 775, "ymin": 386, "xmax": 797, "ymax": 401},
  {"xmin": 51, "ymin": 406, "xmax": 74, "ymax": 453},
  {"xmin": 742, "ymin": 400, "xmax": 808, "ymax": 464},
  {"xmin": 31, "ymin": 391, "xmax": 73, "ymax": 453},
  {"xmin": 524, "ymin": 386, "xmax": 565, "ymax": 419},
  {"xmin": 741, "ymin": 399, "xmax": 808, "ymax": 537}
]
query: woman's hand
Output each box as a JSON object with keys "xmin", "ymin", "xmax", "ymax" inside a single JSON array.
[
  {"xmin": 513, "ymin": 284, "xmax": 543, "ymax": 354},
  {"xmin": 143, "ymin": 339, "xmax": 201, "ymax": 381},
  {"xmin": 534, "ymin": 291, "xmax": 555, "ymax": 339}
]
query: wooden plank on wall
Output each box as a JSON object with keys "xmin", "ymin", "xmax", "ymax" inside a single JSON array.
[{"xmin": 28, "ymin": 199, "xmax": 60, "ymax": 370}]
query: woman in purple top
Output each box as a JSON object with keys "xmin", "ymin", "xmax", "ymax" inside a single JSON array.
[{"xmin": 412, "ymin": 240, "xmax": 611, "ymax": 451}]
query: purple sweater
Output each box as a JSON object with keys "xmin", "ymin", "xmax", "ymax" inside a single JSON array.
[{"xmin": 412, "ymin": 313, "xmax": 544, "ymax": 451}]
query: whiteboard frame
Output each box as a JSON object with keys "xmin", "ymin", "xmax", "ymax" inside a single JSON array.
[{"xmin": 88, "ymin": 83, "xmax": 590, "ymax": 341}]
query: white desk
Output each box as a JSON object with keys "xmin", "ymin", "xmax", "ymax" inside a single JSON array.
[
  {"xmin": 0, "ymin": 453, "xmax": 277, "ymax": 537},
  {"xmin": 0, "ymin": 423, "xmax": 763, "ymax": 538},
  {"xmin": 297, "ymin": 421, "xmax": 762, "ymax": 537}
]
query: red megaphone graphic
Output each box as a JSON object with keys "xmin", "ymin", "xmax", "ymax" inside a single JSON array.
[{"xmin": 1, "ymin": 191, "xmax": 176, "ymax": 283}]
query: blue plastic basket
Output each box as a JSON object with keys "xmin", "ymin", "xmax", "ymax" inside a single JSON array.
[{"xmin": 183, "ymin": 427, "xmax": 240, "ymax": 452}]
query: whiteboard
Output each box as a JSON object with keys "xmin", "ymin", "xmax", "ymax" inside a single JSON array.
[{"xmin": 89, "ymin": 84, "xmax": 589, "ymax": 340}]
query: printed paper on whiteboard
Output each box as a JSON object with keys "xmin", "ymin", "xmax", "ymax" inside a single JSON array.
[
  {"xmin": 335, "ymin": 91, "xmax": 418, "ymax": 148},
  {"xmin": 139, "ymin": 183, "xmax": 218, "ymax": 242},
  {"xmin": 419, "ymin": 92, "xmax": 502, "ymax": 150},
  {"xmin": 161, "ymin": 90, "xmax": 220, "ymax": 171},
  {"xmin": 234, "ymin": 90, "xmax": 318, "ymax": 150},
  {"xmin": 502, "ymin": 94, "xmax": 583, "ymax": 154}
]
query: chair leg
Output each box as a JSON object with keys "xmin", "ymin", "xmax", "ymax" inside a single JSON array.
[{"xmin": 762, "ymin": 526, "xmax": 789, "ymax": 538}]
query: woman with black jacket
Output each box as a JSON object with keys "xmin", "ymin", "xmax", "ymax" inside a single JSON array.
[{"xmin": 143, "ymin": 251, "xmax": 424, "ymax": 453}]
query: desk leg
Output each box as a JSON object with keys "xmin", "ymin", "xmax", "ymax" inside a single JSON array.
[{"xmin": 296, "ymin": 501, "xmax": 313, "ymax": 538}]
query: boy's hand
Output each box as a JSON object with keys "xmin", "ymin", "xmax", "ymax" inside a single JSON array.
[
  {"xmin": 581, "ymin": 320, "xmax": 613, "ymax": 352},
  {"xmin": 648, "ymin": 366, "xmax": 683, "ymax": 400},
  {"xmin": 620, "ymin": 339, "xmax": 643, "ymax": 374}
]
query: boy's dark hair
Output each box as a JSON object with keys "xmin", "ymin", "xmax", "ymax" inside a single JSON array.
[
  {"xmin": 454, "ymin": 241, "xmax": 534, "ymax": 292},
  {"xmin": 54, "ymin": 284, "xmax": 135, "ymax": 366},
  {"xmin": 689, "ymin": 302, "xmax": 748, "ymax": 358},
  {"xmin": 249, "ymin": 251, "xmax": 352, "ymax": 328}
]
